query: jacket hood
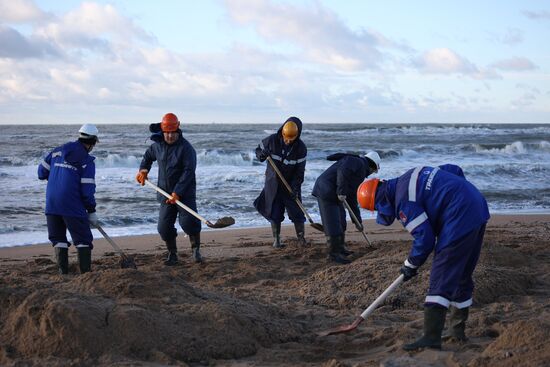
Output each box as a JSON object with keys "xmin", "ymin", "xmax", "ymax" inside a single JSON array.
[
  {"xmin": 277, "ymin": 116, "xmax": 303, "ymax": 140},
  {"xmin": 149, "ymin": 122, "xmax": 182, "ymax": 143},
  {"xmin": 62, "ymin": 141, "xmax": 91, "ymax": 165},
  {"xmin": 374, "ymin": 178, "xmax": 397, "ymax": 226}
]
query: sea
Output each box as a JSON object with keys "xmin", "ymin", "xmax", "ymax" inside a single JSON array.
[{"xmin": 1, "ymin": 123, "xmax": 549, "ymax": 248}]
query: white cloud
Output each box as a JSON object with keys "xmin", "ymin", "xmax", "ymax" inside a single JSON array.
[
  {"xmin": 0, "ymin": 26, "xmax": 60, "ymax": 58},
  {"xmin": 523, "ymin": 10, "xmax": 550, "ymax": 20},
  {"xmin": 491, "ymin": 57, "xmax": 537, "ymax": 71},
  {"xmin": 413, "ymin": 48, "xmax": 478, "ymax": 74},
  {"xmin": 223, "ymin": 0, "xmax": 407, "ymax": 71},
  {"xmin": 0, "ymin": 0, "xmax": 50, "ymax": 23}
]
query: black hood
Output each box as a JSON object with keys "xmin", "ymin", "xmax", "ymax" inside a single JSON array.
[{"xmin": 148, "ymin": 122, "xmax": 182, "ymax": 143}]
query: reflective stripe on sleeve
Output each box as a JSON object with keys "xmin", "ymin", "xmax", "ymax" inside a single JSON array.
[
  {"xmin": 41, "ymin": 160, "xmax": 50, "ymax": 170},
  {"xmin": 81, "ymin": 178, "xmax": 95, "ymax": 184},
  {"xmin": 271, "ymin": 154, "xmax": 282, "ymax": 161},
  {"xmin": 404, "ymin": 259, "xmax": 418, "ymax": 269},
  {"xmin": 408, "ymin": 167, "xmax": 422, "ymax": 202},
  {"xmin": 405, "ymin": 212, "xmax": 428, "ymax": 233}
]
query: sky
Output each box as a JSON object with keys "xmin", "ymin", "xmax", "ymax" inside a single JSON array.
[{"xmin": 0, "ymin": 0, "xmax": 549, "ymax": 124}]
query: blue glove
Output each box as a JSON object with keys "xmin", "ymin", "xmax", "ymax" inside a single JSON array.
[
  {"xmin": 400, "ymin": 264, "xmax": 418, "ymax": 281},
  {"xmin": 88, "ymin": 212, "xmax": 99, "ymax": 228}
]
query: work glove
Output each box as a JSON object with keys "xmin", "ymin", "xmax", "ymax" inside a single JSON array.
[
  {"xmin": 256, "ymin": 148, "xmax": 270, "ymax": 162},
  {"xmin": 400, "ymin": 263, "xmax": 418, "ymax": 282},
  {"xmin": 355, "ymin": 221, "xmax": 364, "ymax": 232},
  {"xmin": 136, "ymin": 170, "xmax": 148, "ymax": 186},
  {"xmin": 337, "ymin": 194, "xmax": 347, "ymax": 202},
  {"xmin": 166, "ymin": 192, "xmax": 180, "ymax": 205},
  {"xmin": 88, "ymin": 212, "xmax": 99, "ymax": 228}
]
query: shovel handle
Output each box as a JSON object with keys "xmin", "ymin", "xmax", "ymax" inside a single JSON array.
[
  {"xmin": 144, "ymin": 180, "xmax": 211, "ymax": 225},
  {"xmin": 359, "ymin": 274, "xmax": 404, "ymax": 319},
  {"xmin": 342, "ymin": 199, "xmax": 372, "ymax": 246},
  {"xmin": 96, "ymin": 223, "xmax": 127, "ymax": 259},
  {"xmin": 265, "ymin": 156, "xmax": 316, "ymax": 224}
]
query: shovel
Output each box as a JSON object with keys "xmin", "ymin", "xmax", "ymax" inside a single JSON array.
[
  {"xmin": 265, "ymin": 156, "xmax": 324, "ymax": 232},
  {"xmin": 95, "ymin": 223, "xmax": 137, "ymax": 269},
  {"xmin": 318, "ymin": 274, "xmax": 404, "ymax": 336},
  {"xmin": 144, "ymin": 180, "xmax": 235, "ymax": 229},
  {"xmin": 342, "ymin": 199, "xmax": 372, "ymax": 246}
]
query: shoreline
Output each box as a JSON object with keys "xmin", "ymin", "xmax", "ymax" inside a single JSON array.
[{"xmin": 1, "ymin": 213, "xmax": 549, "ymax": 264}]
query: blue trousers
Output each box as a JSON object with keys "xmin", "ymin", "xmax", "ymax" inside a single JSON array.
[
  {"xmin": 269, "ymin": 189, "xmax": 306, "ymax": 224},
  {"xmin": 425, "ymin": 224, "xmax": 486, "ymax": 309},
  {"xmin": 47, "ymin": 214, "xmax": 93, "ymax": 249},
  {"xmin": 157, "ymin": 197, "xmax": 201, "ymax": 241},
  {"xmin": 316, "ymin": 198, "xmax": 347, "ymax": 236}
]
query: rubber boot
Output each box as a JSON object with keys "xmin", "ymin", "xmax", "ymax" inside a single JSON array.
[
  {"xmin": 327, "ymin": 235, "xmax": 351, "ymax": 264},
  {"xmin": 340, "ymin": 233, "xmax": 353, "ymax": 256},
  {"xmin": 189, "ymin": 233, "xmax": 203, "ymax": 263},
  {"xmin": 403, "ymin": 306, "xmax": 447, "ymax": 351},
  {"xmin": 55, "ymin": 247, "xmax": 69, "ymax": 275},
  {"xmin": 442, "ymin": 307, "xmax": 469, "ymax": 342},
  {"xmin": 77, "ymin": 247, "xmax": 92, "ymax": 274},
  {"xmin": 271, "ymin": 221, "xmax": 285, "ymax": 248},
  {"xmin": 164, "ymin": 237, "xmax": 178, "ymax": 266},
  {"xmin": 294, "ymin": 222, "xmax": 307, "ymax": 246}
]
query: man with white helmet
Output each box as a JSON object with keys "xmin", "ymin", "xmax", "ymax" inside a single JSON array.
[
  {"xmin": 312, "ymin": 151, "xmax": 380, "ymax": 264},
  {"xmin": 38, "ymin": 124, "xmax": 100, "ymax": 274}
]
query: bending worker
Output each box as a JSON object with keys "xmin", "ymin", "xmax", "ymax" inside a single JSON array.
[
  {"xmin": 38, "ymin": 124, "xmax": 100, "ymax": 274},
  {"xmin": 254, "ymin": 117, "xmax": 307, "ymax": 248},
  {"xmin": 358, "ymin": 164, "xmax": 489, "ymax": 350},
  {"xmin": 136, "ymin": 113, "xmax": 202, "ymax": 265},
  {"xmin": 312, "ymin": 151, "xmax": 380, "ymax": 264}
]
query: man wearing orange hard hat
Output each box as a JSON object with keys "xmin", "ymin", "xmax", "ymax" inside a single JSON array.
[
  {"xmin": 357, "ymin": 164, "xmax": 489, "ymax": 351},
  {"xmin": 136, "ymin": 113, "xmax": 202, "ymax": 265},
  {"xmin": 254, "ymin": 117, "xmax": 308, "ymax": 248}
]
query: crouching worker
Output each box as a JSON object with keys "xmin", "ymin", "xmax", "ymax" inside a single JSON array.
[
  {"xmin": 358, "ymin": 164, "xmax": 490, "ymax": 350},
  {"xmin": 136, "ymin": 113, "xmax": 202, "ymax": 265},
  {"xmin": 312, "ymin": 151, "xmax": 380, "ymax": 264},
  {"xmin": 254, "ymin": 117, "xmax": 307, "ymax": 248},
  {"xmin": 38, "ymin": 124, "xmax": 100, "ymax": 274}
]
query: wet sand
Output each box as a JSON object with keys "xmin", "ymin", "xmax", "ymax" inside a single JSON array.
[{"xmin": 1, "ymin": 214, "xmax": 549, "ymax": 366}]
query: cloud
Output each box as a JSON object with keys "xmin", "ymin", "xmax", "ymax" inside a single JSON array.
[
  {"xmin": 222, "ymin": 0, "xmax": 407, "ymax": 71},
  {"xmin": 412, "ymin": 47, "xmax": 478, "ymax": 74},
  {"xmin": 0, "ymin": 26, "xmax": 60, "ymax": 59},
  {"xmin": 491, "ymin": 57, "xmax": 537, "ymax": 71},
  {"xmin": 523, "ymin": 10, "xmax": 550, "ymax": 20},
  {"xmin": 0, "ymin": 0, "xmax": 50, "ymax": 23}
]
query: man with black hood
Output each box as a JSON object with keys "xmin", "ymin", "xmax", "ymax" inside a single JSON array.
[
  {"xmin": 312, "ymin": 151, "xmax": 380, "ymax": 264},
  {"xmin": 357, "ymin": 164, "xmax": 489, "ymax": 351},
  {"xmin": 136, "ymin": 113, "xmax": 202, "ymax": 265},
  {"xmin": 254, "ymin": 116, "xmax": 307, "ymax": 248},
  {"xmin": 38, "ymin": 124, "xmax": 100, "ymax": 274}
]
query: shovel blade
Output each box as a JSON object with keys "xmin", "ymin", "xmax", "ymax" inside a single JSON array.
[
  {"xmin": 309, "ymin": 222, "xmax": 324, "ymax": 232},
  {"xmin": 119, "ymin": 256, "xmax": 137, "ymax": 269},
  {"xmin": 206, "ymin": 216, "xmax": 235, "ymax": 229},
  {"xmin": 317, "ymin": 316, "xmax": 364, "ymax": 337}
]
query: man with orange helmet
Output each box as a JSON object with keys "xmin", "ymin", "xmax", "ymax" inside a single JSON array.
[
  {"xmin": 312, "ymin": 151, "xmax": 380, "ymax": 264},
  {"xmin": 357, "ymin": 164, "xmax": 489, "ymax": 350},
  {"xmin": 38, "ymin": 124, "xmax": 100, "ymax": 274},
  {"xmin": 136, "ymin": 113, "xmax": 202, "ymax": 265},
  {"xmin": 254, "ymin": 117, "xmax": 307, "ymax": 248}
]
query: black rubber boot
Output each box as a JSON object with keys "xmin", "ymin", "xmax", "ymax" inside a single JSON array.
[
  {"xmin": 340, "ymin": 233, "xmax": 353, "ymax": 256},
  {"xmin": 164, "ymin": 238, "xmax": 178, "ymax": 266},
  {"xmin": 55, "ymin": 247, "xmax": 69, "ymax": 275},
  {"xmin": 271, "ymin": 221, "xmax": 284, "ymax": 248},
  {"xmin": 189, "ymin": 233, "xmax": 203, "ymax": 263},
  {"xmin": 403, "ymin": 306, "xmax": 447, "ymax": 351},
  {"xmin": 327, "ymin": 235, "xmax": 351, "ymax": 264},
  {"xmin": 294, "ymin": 222, "xmax": 306, "ymax": 246},
  {"xmin": 442, "ymin": 307, "xmax": 469, "ymax": 342},
  {"xmin": 77, "ymin": 247, "xmax": 92, "ymax": 274}
]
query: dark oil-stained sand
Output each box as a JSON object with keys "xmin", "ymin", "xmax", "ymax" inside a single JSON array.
[{"xmin": 1, "ymin": 215, "xmax": 549, "ymax": 366}]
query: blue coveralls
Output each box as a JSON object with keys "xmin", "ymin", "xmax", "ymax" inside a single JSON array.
[
  {"xmin": 312, "ymin": 154, "xmax": 375, "ymax": 236},
  {"xmin": 37, "ymin": 141, "xmax": 96, "ymax": 249},
  {"xmin": 374, "ymin": 164, "xmax": 490, "ymax": 309},
  {"xmin": 254, "ymin": 117, "xmax": 307, "ymax": 224},
  {"xmin": 139, "ymin": 125, "xmax": 201, "ymax": 240}
]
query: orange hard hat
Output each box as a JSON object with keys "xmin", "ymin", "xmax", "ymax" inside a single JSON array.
[
  {"xmin": 357, "ymin": 178, "xmax": 380, "ymax": 211},
  {"xmin": 282, "ymin": 120, "xmax": 299, "ymax": 141},
  {"xmin": 161, "ymin": 113, "xmax": 180, "ymax": 132}
]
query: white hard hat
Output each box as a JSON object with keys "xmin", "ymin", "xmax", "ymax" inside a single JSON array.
[
  {"xmin": 364, "ymin": 151, "xmax": 381, "ymax": 172},
  {"xmin": 78, "ymin": 124, "xmax": 99, "ymax": 142}
]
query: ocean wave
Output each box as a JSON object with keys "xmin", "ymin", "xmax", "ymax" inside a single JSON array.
[
  {"xmin": 467, "ymin": 141, "xmax": 550, "ymax": 154},
  {"xmin": 196, "ymin": 149, "xmax": 256, "ymax": 166}
]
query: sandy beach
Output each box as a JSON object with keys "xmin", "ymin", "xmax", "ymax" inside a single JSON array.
[{"xmin": 1, "ymin": 214, "xmax": 549, "ymax": 366}]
